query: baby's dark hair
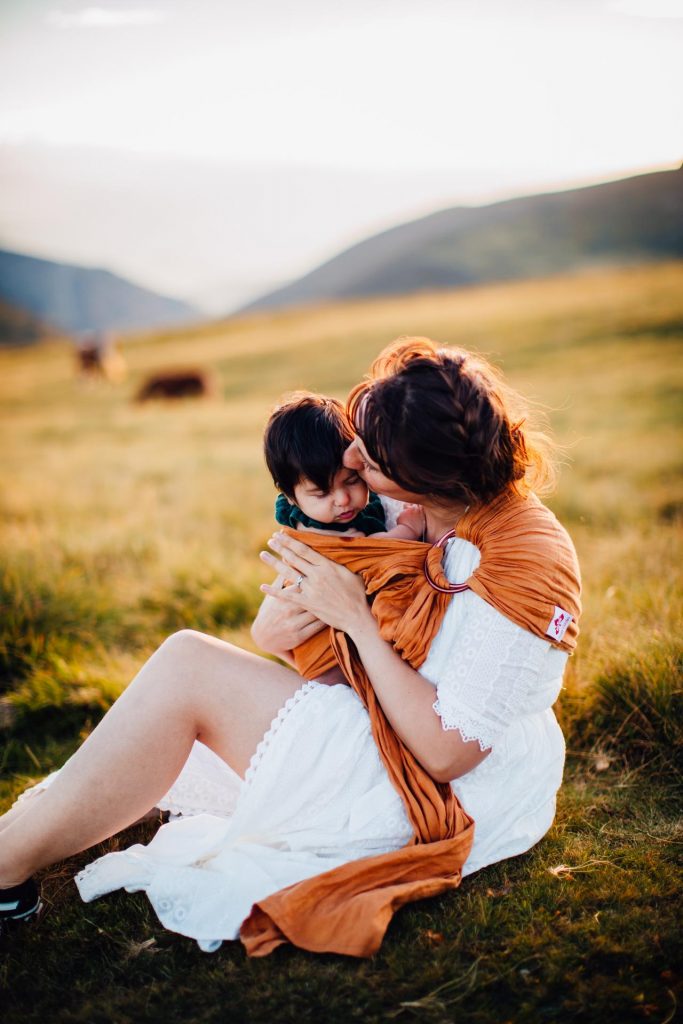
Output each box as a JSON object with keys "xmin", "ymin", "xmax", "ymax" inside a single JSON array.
[{"xmin": 264, "ymin": 392, "xmax": 355, "ymax": 498}]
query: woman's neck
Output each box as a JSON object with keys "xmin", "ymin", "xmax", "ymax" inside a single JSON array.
[{"xmin": 421, "ymin": 500, "xmax": 470, "ymax": 543}]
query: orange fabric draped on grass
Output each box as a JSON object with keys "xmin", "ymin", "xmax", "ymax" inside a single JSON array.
[{"xmin": 240, "ymin": 491, "xmax": 581, "ymax": 957}]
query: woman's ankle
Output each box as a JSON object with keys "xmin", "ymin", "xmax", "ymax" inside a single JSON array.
[{"xmin": 0, "ymin": 834, "xmax": 35, "ymax": 888}]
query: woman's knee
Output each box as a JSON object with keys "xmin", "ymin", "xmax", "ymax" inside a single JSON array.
[
  {"xmin": 159, "ymin": 629, "xmax": 241, "ymax": 668},
  {"xmin": 158, "ymin": 628, "xmax": 214, "ymax": 663}
]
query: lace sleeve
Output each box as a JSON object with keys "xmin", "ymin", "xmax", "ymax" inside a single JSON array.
[{"xmin": 423, "ymin": 592, "xmax": 563, "ymax": 752}]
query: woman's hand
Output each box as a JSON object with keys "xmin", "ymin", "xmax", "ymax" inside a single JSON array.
[
  {"xmin": 259, "ymin": 532, "xmax": 373, "ymax": 636},
  {"xmin": 251, "ymin": 574, "xmax": 327, "ymax": 660}
]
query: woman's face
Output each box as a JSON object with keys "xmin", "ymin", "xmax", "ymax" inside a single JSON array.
[{"xmin": 343, "ymin": 435, "xmax": 423, "ymax": 504}]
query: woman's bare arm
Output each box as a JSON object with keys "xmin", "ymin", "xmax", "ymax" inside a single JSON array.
[{"xmin": 342, "ymin": 609, "xmax": 488, "ymax": 781}]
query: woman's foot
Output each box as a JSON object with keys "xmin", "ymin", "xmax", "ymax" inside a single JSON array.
[{"xmin": 0, "ymin": 878, "xmax": 41, "ymax": 931}]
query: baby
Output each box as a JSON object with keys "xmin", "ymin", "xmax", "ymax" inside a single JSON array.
[{"xmin": 263, "ymin": 392, "xmax": 423, "ymax": 539}]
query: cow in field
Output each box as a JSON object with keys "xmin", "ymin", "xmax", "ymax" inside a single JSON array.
[
  {"xmin": 134, "ymin": 368, "xmax": 216, "ymax": 402},
  {"xmin": 77, "ymin": 330, "xmax": 127, "ymax": 383}
]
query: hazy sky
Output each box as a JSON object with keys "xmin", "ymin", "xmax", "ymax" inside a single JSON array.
[{"xmin": 0, "ymin": 0, "xmax": 681, "ymax": 311}]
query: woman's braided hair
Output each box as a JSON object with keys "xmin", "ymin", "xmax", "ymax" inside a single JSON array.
[{"xmin": 347, "ymin": 337, "xmax": 557, "ymax": 506}]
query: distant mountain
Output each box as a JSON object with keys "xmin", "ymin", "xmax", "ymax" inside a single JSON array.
[
  {"xmin": 0, "ymin": 299, "xmax": 55, "ymax": 347},
  {"xmin": 0, "ymin": 249, "xmax": 200, "ymax": 339},
  {"xmin": 242, "ymin": 167, "xmax": 683, "ymax": 313}
]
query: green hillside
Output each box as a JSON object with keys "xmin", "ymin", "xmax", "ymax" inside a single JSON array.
[
  {"xmin": 1, "ymin": 262, "xmax": 681, "ymax": 1023},
  {"xmin": 245, "ymin": 166, "xmax": 683, "ymax": 312},
  {"xmin": 0, "ymin": 249, "xmax": 200, "ymax": 339},
  {"xmin": 0, "ymin": 299, "xmax": 55, "ymax": 347}
]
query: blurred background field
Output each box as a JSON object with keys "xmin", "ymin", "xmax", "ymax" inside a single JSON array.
[{"xmin": 1, "ymin": 260, "xmax": 681, "ymax": 1022}]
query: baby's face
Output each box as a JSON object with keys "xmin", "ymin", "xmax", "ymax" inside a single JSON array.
[{"xmin": 291, "ymin": 467, "xmax": 369, "ymax": 525}]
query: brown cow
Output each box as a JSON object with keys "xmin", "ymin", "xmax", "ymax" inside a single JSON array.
[
  {"xmin": 77, "ymin": 330, "xmax": 127, "ymax": 382},
  {"xmin": 134, "ymin": 368, "xmax": 216, "ymax": 402}
]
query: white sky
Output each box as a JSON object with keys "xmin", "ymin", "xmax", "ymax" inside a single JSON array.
[{"xmin": 0, "ymin": 0, "xmax": 681, "ymax": 310}]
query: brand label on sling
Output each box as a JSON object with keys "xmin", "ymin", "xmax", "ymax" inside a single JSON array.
[{"xmin": 546, "ymin": 606, "xmax": 573, "ymax": 642}]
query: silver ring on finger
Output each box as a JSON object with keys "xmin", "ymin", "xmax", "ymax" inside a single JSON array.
[{"xmin": 295, "ymin": 573, "xmax": 306, "ymax": 591}]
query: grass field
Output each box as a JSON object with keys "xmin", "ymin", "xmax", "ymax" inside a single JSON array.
[{"xmin": 1, "ymin": 262, "xmax": 682, "ymax": 1023}]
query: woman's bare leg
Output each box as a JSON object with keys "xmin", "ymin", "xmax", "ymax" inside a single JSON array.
[
  {"xmin": 0, "ymin": 630, "xmax": 303, "ymax": 886},
  {"xmin": 0, "ymin": 792, "xmax": 163, "ymax": 836},
  {"xmin": 0, "ymin": 791, "xmax": 46, "ymax": 835}
]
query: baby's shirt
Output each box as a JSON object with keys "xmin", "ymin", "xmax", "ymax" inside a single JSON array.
[{"xmin": 274, "ymin": 492, "xmax": 387, "ymax": 535}]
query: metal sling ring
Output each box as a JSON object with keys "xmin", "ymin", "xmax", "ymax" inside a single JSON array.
[{"xmin": 423, "ymin": 528, "xmax": 471, "ymax": 594}]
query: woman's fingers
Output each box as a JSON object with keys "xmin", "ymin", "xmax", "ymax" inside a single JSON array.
[
  {"xmin": 261, "ymin": 531, "xmax": 320, "ymax": 581},
  {"xmin": 268, "ymin": 531, "xmax": 325, "ymax": 567},
  {"xmin": 285, "ymin": 604, "xmax": 321, "ymax": 627},
  {"xmin": 296, "ymin": 615, "xmax": 327, "ymax": 641},
  {"xmin": 260, "ymin": 577, "xmax": 304, "ymax": 600},
  {"xmin": 251, "ymin": 589, "xmax": 325, "ymax": 654},
  {"xmin": 259, "ymin": 550, "xmax": 307, "ymax": 584}
]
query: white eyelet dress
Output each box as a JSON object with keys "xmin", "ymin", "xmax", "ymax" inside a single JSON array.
[{"xmin": 17, "ymin": 530, "xmax": 567, "ymax": 953}]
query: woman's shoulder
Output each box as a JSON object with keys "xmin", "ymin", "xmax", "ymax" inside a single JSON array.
[
  {"xmin": 462, "ymin": 491, "xmax": 578, "ymax": 562},
  {"xmin": 453, "ymin": 490, "xmax": 581, "ymax": 652}
]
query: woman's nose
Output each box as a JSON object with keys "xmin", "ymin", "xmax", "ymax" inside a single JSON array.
[{"xmin": 343, "ymin": 440, "xmax": 362, "ymax": 469}]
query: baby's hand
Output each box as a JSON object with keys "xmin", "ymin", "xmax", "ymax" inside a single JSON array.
[{"xmin": 396, "ymin": 504, "xmax": 424, "ymax": 537}]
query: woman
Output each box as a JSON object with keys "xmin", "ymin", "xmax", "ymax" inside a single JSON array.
[{"xmin": 0, "ymin": 337, "xmax": 580, "ymax": 953}]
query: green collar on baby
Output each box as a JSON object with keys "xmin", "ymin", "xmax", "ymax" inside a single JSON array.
[{"xmin": 274, "ymin": 492, "xmax": 387, "ymax": 534}]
